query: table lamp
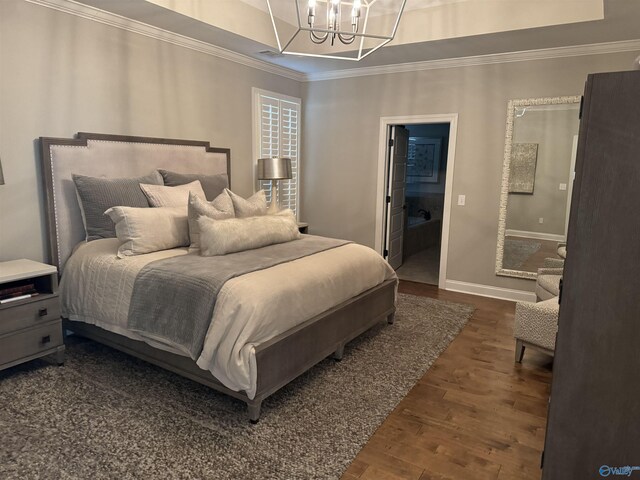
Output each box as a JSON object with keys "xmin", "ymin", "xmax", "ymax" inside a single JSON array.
[{"xmin": 257, "ymin": 157, "xmax": 292, "ymax": 209}]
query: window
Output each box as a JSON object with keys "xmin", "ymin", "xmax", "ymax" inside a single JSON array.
[{"xmin": 252, "ymin": 88, "xmax": 301, "ymax": 216}]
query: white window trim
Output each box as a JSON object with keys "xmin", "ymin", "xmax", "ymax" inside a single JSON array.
[{"xmin": 252, "ymin": 87, "xmax": 302, "ymax": 219}]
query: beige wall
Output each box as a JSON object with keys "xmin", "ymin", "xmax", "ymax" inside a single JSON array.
[
  {"xmin": 0, "ymin": 0, "xmax": 302, "ymax": 263},
  {"xmin": 301, "ymin": 51, "xmax": 638, "ymax": 292}
]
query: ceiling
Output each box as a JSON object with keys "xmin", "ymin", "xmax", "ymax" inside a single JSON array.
[{"xmin": 68, "ymin": 0, "xmax": 640, "ymax": 75}]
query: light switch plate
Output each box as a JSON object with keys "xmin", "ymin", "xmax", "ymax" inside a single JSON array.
[
  {"xmin": 559, "ymin": 183, "xmax": 567, "ymax": 191},
  {"xmin": 457, "ymin": 195, "xmax": 466, "ymax": 206}
]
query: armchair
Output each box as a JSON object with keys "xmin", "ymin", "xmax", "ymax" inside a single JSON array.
[
  {"xmin": 514, "ymin": 297, "xmax": 559, "ymax": 362},
  {"xmin": 536, "ymin": 267, "xmax": 562, "ymax": 301},
  {"xmin": 536, "ymin": 256, "xmax": 564, "ymax": 301},
  {"xmin": 515, "ymin": 249, "xmax": 564, "ymax": 362}
]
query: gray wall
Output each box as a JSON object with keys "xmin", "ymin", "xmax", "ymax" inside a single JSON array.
[
  {"xmin": 1, "ymin": 0, "xmax": 637, "ymax": 295},
  {"xmin": 506, "ymin": 108, "xmax": 580, "ymax": 236},
  {"xmin": 301, "ymin": 51, "xmax": 637, "ymax": 292},
  {"xmin": 0, "ymin": 0, "xmax": 302, "ymax": 263}
]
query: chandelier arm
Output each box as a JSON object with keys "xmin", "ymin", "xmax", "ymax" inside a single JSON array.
[
  {"xmin": 338, "ymin": 33, "xmax": 356, "ymax": 44},
  {"xmin": 310, "ymin": 30, "xmax": 329, "ymax": 43},
  {"xmin": 337, "ymin": 22, "xmax": 359, "ymax": 44}
]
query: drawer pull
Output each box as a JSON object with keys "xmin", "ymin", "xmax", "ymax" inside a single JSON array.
[
  {"xmin": 38, "ymin": 308, "xmax": 48, "ymax": 317},
  {"xmin": 41, "ymin": 335, "xmax": 51, "ymax": 345}
]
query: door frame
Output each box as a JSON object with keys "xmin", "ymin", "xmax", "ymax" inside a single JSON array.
[
  {"xmin": 375, "ymin": 113, "xmax": 459, "ymax": 290},
  {"xmin": 564, "ymin": 134, "xmax": 579, "ymax": 239}
]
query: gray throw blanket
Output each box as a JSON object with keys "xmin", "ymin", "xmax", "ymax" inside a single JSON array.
[{"xmin": 127, "ymin": 235, "xmax": 350, "ymax": 359}]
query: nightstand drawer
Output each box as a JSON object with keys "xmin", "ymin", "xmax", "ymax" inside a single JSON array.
[
  {"xmin": 0, "ymin": 320, "xmax": 63, "ymax": 366},
  {"xmin": 0, "ymin": 296, "xmax": 60, "ymax": 335}
]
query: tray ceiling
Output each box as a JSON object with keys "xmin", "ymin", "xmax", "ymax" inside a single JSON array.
[{"xmin": 60, "ymin": 0, "xmax": 640, "ymax": 74}]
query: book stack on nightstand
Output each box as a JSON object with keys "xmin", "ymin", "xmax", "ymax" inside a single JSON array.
[{"xmin": 0, "ymin": 259, "xmax": 65, "ymax": 371}]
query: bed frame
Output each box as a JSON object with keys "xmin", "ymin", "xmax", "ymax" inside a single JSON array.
[{"xmin": 40, "ymin": 132, "xmax": 396, "ymax": 422}]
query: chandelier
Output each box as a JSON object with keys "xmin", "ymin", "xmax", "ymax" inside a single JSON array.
[{"xmin": 266, "ymin": 0, "xmax": 407, "ymax": 61}]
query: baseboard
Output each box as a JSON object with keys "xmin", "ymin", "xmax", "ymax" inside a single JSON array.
[
  {"xmin": 505, "ymin": 229, "xmax": 566, "ymax": 243},
  {"xmin": 445, "ymin": 280, "xmax": 537, "ymax": 303}
]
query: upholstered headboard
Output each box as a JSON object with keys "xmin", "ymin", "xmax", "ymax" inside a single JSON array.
[{"xmin": 40, "ymin": 132, "xmax": 231, "ymax": 272}]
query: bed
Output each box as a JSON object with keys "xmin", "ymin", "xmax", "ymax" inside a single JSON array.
[{"xmin": 40, "ymin": 132, "xmax": 397, "ymax": 422}]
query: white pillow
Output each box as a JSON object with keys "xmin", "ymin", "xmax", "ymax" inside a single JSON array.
[
  {"xmin": 187, "ymin": 191, "xmax": 235, "ymax": 251},
  {"xmin": 140, "ymin": 180, "xmax": 206, "ymax": 207},
  {"xmin": 198, "ymin": 210, "xmax": 300, "ymax": 256},
  {"xmin": 225, "ymin": 188, "xmax": 267, "ymax": 217},
  {"xmin": 105, "ymin": 206, "xmax": 189, "ymax": 258}
]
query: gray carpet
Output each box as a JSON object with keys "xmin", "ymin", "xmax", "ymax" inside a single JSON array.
[
  {"xmin": 503, "ymin": 236, "xmax": 542, "ymax": 269},
  {"xmin": 0, "ymin": 294, "xmax": 474, "ymax": 480}
]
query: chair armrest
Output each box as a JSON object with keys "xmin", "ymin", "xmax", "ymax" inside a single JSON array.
[
  {"xmin": 543, "ymin": 258, "xmax": 565, "ymax": 268},
  {"xmin": 537, "ymin": 267, "xmax": 564, "ymax": 275},
  {"xmin": 557, "ymin": 244, "xmax": 567, "ymax": 259}
]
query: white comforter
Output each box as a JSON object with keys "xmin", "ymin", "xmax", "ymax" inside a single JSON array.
[{"xmin": 61, "ymin": 238, "xmax": 396, "ymax": 399}]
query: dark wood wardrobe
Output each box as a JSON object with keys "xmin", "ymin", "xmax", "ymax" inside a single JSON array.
[{"xmin": 542, "ymin": 70, "xmax": 640, "ymax": 479}]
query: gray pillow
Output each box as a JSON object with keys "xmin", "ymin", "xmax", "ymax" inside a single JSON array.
[
  {"xmin": 159, "ymin": 170, "xmax": 229, "ymax": 201},
  {"xmin": 73, "ymin": 171, "xmax": 163, "ymax": 241}
]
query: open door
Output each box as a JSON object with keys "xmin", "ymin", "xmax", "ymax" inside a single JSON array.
[{"xmin": 384, "ymin": 125, "xmax": 409, "ymax": 270}]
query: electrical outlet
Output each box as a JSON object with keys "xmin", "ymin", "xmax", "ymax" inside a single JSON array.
[
  {"xmin": 457, "ymin": 195, "xmax": 466, "ymax": 206},
  {"xmin": 539, "ymin": 217, "xmax": 544, "ymax": 224}
]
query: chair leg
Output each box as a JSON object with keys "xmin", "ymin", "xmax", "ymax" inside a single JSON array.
[{"xmin": 515, "ymin": 339, "xmax": 525, "ymax": 363}]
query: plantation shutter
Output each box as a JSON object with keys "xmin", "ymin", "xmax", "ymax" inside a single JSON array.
[{"xmin": 257, "ymin": 92, "xmax": 301, "ymax": 215}]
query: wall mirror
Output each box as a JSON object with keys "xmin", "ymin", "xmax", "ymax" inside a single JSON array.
[{"xmin": 496, "ymin": 96, "xmax": 581, "ymax": 279}]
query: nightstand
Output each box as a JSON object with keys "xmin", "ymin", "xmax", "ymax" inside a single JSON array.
[
  {"xmin": 0, "ymin": 259, "xmax": 65, "ymax": 371},
  {"xmin": 297, "ymin": 222, "xmax": 309, "ymax": 234}
]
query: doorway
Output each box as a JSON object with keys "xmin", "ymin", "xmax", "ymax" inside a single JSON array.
[{"xmin": 375, "ymin": 114, "xmax": 458, "ymax": 289}]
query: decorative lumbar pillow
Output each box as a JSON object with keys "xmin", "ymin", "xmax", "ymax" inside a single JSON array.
[
  {"xmin": 140, "ymin": 180, "xmax": 206, "ymax": 208},
  {"xmin": 198, "ymin": 210, "xmax": 300, "ymax": 256},
  {"xmin": 267, "ymin": 204, "xmax": 295, "ymax": 217},
  {"xmin": 187, "ymin": 191, "xmax": 235, "ymax": 251},
  {"xmin": 158, "ymin": 170, "xmax": 229, "ymax": 201},
  {"xmin": 73, "ymin": 171, "xmax": 163, "ymax": 241},
  {"xmin": 225, "ymin": 188, "xmax": 267, "ymax": 218},
  {"xmin": 105, "ymin": 206, "xmax": 189, "ymax": 258}
]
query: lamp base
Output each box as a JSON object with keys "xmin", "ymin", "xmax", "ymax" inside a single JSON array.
[
  {"xmin": 267, "ymin": 199, "xmax": 280, "ymax": 214},
  {"xmin": 269, "ymin": 179, "xmax": 281, "ymax": 213}
]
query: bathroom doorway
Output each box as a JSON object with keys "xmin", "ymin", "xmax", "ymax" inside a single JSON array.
[
  {"xmin": 397, "ymin": 123, "xmax": 450, "ymax": 285},
  {"xmin": 377, "ymin": 115, "xmax": 458, "ymax": 289}
]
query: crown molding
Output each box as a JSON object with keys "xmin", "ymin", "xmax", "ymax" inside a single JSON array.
[
  {"xmin": 24, "ymin": 0, "xmax": 306, "ymax": 82},
  {"xmin": 305, "ymin": 39, "xmax": 640, "ymax": 82},
  {"xmin": 21, "ymin": 0, "xmax": 640, "ymax": 84}
]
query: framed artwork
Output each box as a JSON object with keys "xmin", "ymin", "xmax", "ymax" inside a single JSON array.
[
  {"xmin": 508, "ymin": 143, "xmax": 538, "ymax": 194},
  {"xmin": 407, "ymin": 137, "xmax": 442, "ymax": 183}
]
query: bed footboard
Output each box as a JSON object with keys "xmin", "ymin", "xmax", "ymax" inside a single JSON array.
[
  {"xmin": 251, "ymin": 279, "xmax": 396, "ymax": 409},
  {"xmin": 64, "ymin": 278, "xmax": 396, "ymax": 422}
]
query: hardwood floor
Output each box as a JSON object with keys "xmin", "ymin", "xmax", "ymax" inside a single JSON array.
[{"xmin": 342, "ymin": 281, "xmax": 553, "ymax": 480}]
